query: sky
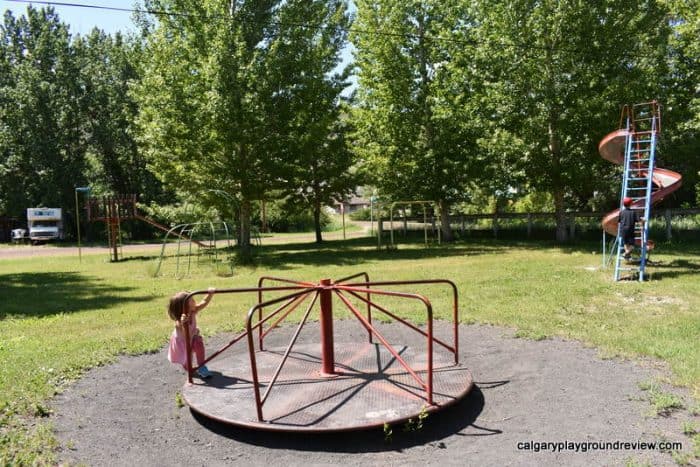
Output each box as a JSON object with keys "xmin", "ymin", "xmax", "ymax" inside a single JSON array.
[{"xmin": 1, "ymin": 0, "xmax": 138, "ymax": 36}]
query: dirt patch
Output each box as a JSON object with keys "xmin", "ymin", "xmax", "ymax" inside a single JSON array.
[{"xmin": 52, "ymin": 321, "xmax": 694, "ymax": 466}]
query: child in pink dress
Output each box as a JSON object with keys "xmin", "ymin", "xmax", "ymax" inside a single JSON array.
[{"xmin": 167, "ymin": 288, "xmax": 215, "ymax": 378}]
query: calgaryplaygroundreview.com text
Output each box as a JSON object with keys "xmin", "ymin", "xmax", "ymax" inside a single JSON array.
[{"xmin": 516, "ymin": 440, "xmax": 683, "ymax": 454}]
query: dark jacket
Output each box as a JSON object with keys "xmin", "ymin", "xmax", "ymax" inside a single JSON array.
[{"xmin": 619, "ymin": 207, "xmax": 640, "ymax": 234}]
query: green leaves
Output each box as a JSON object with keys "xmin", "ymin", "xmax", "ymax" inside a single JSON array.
[
  {"xmin": 134, "ymin": 0, "xmax": 354, "ymax": 247},
  {"xmin": 469, "ymin": 0, "xmax": 672, "ymax": 239},
  {"xmin": 0, "ymin": 7, "xmax": 86, "ymax": 218},
  {"xmin": 352, "ymin": 0, "xmax": 479, "ymax": 240}
]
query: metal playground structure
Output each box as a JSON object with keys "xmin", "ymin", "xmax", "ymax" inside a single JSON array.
[
  {"xmin": 86, "ymin": 194, "xmax": 203, "ymax": 262},
  {"xmin": 177, "ymin": 274, "xmax": 473, "ymax": 432},
  {"xmin": 153, "ymin": 221, "xmax": 234, "ymax": 278},
  {"xmin": 599, "ymin": 101, "xmax": 682, "ymax": 281},
  {"xmin": 375, "ymin": 201, "xmax": 442, "ymax": 249},
  {"xmin": 86, "ymin": 194, "xmax": 234, "ymax": 265}
]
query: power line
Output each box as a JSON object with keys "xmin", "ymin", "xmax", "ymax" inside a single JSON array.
[
  {"xmin": 4, "ymin": 0, "xmax": 477, "ymax": 46},
  {"xmin": 3, "ymin": 0, "xmax": 669, "ymax": 57},
  {"xmin": 4, "ymin": 0, "xmax": 192, "ymax": 18}
]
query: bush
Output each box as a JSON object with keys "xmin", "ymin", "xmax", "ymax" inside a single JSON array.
[
  {"xmin": 349, "ymin": 207, "xmax": 372, "ymax": 221},
  {"xmin": 263, "ymin": 203, "xmax": 331, "ymax": 232},
  {"xmin": 139, "ymin": 202, "xmax": 219, "ymax": 227}
]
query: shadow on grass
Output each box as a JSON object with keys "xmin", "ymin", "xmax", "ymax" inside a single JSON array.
[
  {"xmin": 248, "ymin": 235, "xmax": 630, "ymax": 270},
  {"xmin": 73, "ymin": 232, "xmax": 698, "ymax": 272},
  {"xmin": 252, "ymin": 237, "xmax": 511, "ymax": 270},
  {"xmin": 112, "ymin": 254, "xmax": 162, "ymax": 263},
  {"xmin": 645, "ymin": 258, "xmax": 700, "ymax": 280},
  {"xmin": 0, "ymin": 271, "xmax": 149, "ymax": 319},
  {"xmin": 191, "ymin": 384, "xmax": 497, "ymax": 452}
]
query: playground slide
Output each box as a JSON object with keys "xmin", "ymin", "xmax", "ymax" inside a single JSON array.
[
  {"xmin": 599, "ymin": 129, "xmax": 682, "ymax": 243},
  {"xmin": 134, "ymin": 214, "xmax": 208, "ymax": 247}
]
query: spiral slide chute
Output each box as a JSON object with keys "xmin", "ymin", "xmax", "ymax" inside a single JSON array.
[{"xmin": 599, "ymin": 129, "xmax": 682, "ymax": 244}]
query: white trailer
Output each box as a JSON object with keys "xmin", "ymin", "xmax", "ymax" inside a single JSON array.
[{"xmin": 26, "ymin": 208, "xmax": 63, "ymax": 243}]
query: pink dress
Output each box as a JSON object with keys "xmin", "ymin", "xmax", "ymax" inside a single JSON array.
[{"xmin": 167, "ymin": 315, "xmax": 198, "ymax": 366}]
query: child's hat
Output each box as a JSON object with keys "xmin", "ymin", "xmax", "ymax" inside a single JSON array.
[{"xmin": 623, "ymin": 197, "xmax": 632, "ymax": 206}]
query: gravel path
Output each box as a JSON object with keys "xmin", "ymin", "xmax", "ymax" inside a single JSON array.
[
  {"xmin": 0, "ymin": 243, "xmax": 163, "ymax": 259},
  {"xmin": 52, "ymin": 321, "xmax": 694, "ymax": 466},
  {"xmin": 0, "ymin": 228, "xmax": 370, "ymax": 260}
]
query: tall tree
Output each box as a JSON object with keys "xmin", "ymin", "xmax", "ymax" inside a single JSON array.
[
  {"xmin": 471, "ymin": 0, "xmax": 671, "ymax": 241},
  {"xmin": 265, "ymin": 0, "xmax": 355, "ymax": 243},
  {"xmin": 135, "ymin": 0, "xmax": 282, "ymax": 255},
  {"xmin": 660, "ymin": 0, "xmax": 700, "ymax": 204},
  {"xmin": 0, "ymin": 7, "xmax": 86, "ymax": 221},
  {"xmin": 351, "ymin": 0, "xmax": 479, "ymax": 241},
  {"xmin": 76, "ymin": 29, "xmax": 163, "ymax": 202}
]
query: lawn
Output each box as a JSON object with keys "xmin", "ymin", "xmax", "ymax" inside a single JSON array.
[{"xmin": 1, "ymin": 235, "xmax": 699, "ymax": 464}]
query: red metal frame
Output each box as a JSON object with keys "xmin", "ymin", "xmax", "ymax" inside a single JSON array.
[{"xmin": 181, "ymin": 274, "xmax": 460, "ymax": 422}]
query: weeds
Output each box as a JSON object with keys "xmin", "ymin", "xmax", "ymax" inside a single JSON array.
[
  {"xmin": 638, "ymin": 381, "xmax": 685, "ymax": 416},
  {"xmin": 175, "ymin": 391, "xmax": 185, "ymax": 409},
  {"xmin": 671, "ymin": 450, "xmax": 693, "ymax": 466},
  {"xmin": 682, "ymin": 421, "xmax": 697, "ymax": 436},
  {"xmin": 383, "ymin": 406, "xmax": 430, "ymax": 444},
  {"xmin": 383, "ymin": 422, "xmax": 392, "ymax": 443},
  {"xmin": 689, "ymin": 404, "xmax": 700, "ymax": 416},
  {"xmin": 402, "ymin": 406, "xmax": 429, "ymax": 433}
]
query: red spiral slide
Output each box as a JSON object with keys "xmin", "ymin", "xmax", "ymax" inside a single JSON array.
[{"xmin": 599, "ymin": 129, "xmax": 682, "ymax": 244}]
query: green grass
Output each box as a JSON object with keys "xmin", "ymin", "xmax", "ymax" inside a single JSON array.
[
  {"xmin": 1, "ymin": 236, "xmax": 699, "ymax": 464},
  {"xmin": 638, "ymin": 381, "xmax": 686, "ymax": 416}
]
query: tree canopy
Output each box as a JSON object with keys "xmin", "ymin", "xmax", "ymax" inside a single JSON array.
[
  {"xmin": 0, "ymin": 8, "xmax": 85, "ymax": 218},
  {"xmin": 351, "ymin": 0, "xmax": 482, "ymax": 241},
  {"xmin": 0, "ymin": 1, "xmax": 698, "ymax": 244},
  {"xmin": 135, "ymin": 0, "xmax": 354, "ymax": 250}
]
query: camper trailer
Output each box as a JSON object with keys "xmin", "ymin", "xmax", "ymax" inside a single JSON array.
[{"xmin": 26, "ymin": 208, "xmax": 63, "ymax": 243}]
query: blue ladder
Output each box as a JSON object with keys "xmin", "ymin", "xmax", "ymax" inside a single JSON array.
[{"xmin": 614, "ymin": 102, "xmax": 660, "ymax": 281}]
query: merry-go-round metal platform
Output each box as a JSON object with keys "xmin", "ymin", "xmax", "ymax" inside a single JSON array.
[{"xmin": 177, "ymin": 274, "xmax": 474, "ymax": 432}]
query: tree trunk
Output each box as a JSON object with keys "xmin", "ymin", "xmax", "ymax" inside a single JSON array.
[
  {"xmin": 239, "ymin": 198, "xmax": 251, "ymax": 256},
  {"xmin": 402, "ymin": 207, "xmax": 407, "ymax": 237},
  {"xmin": 553, "ymin": 189, "xmax": 568, "ymax": 242},
  {"xmin": 438, "ymin": 199, "xmax": 454, "ymax": 242},
  {"xmin": 313, "ymin": 201, "xmax": 323, "ymax": 243},
  {"xmin": 548, "ymin": 115, "xmax": 568, "ymax": 243}
]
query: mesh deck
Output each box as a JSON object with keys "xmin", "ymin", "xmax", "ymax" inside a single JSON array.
[{"xmin": 182, "ymin": 341, "xmax": 473, "ymax": 432}]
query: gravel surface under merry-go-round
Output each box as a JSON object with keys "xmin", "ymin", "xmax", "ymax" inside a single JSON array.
[{"xmin": 53, "ymin": 320, "xmax": 694, "ymax": 466}]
